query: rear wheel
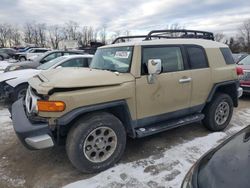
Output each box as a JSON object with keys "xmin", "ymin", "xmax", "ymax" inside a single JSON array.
[
  {"xmin": 203, "ymin": 93, "xmax": 233, "ymax": 131},
  {"xmin": 19, "ymin": 56, "xmax": 26, "ymax": 61},
  {"xmin": 66, "ymin": 112, "xmax": 126, "ymax": 173}
]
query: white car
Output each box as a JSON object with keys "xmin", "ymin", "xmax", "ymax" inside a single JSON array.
[
  {"xmin": 17, "ymin": 48, "xmax": 50, "ymax": 61},
  {"xmin": 0, "ymin": 54, "xmax": 93, "ymax": 101}
]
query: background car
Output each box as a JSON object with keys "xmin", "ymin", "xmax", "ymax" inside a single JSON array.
[
  {"xmin": 237, "ymin": 55, "xmax": 250, "ymax": 94},
  {"xmin": 0, "ymin": 48, "xmax": 17, "ymax": 59},
  {"xmin": 232, "ymin": 53, "xmax": 248, "ymax": 63},
  {"xmin": 0, "ymin": 54, "xmax": 93, "ymax": 102},
  {"xmin": 5, "ymin": 50, "xmax": 86, "ymax": 72},
  {"xmin": 0, "ymin": 52, "xmax": 10, "ymax": 61},
  {"xmin": 15, "ymin": 48, "xmax": 50, "ymax": 61},
  {"xmin": 182, "ymin": 125, "xmax": 250, "ymax": 188}
]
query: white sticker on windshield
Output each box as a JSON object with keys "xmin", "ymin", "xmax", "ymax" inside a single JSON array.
[{"xmin": 114, "ymin": 51, "xmax": 130, "ymax": 58}]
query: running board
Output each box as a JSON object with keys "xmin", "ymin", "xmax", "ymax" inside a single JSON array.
[{"xmin": 135, "ymin": 114, "xmax": 205, "ymax": 138}]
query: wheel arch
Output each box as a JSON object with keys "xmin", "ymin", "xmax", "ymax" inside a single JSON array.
[
  {"xmin": 57, "ymin": 100, "xmax": 136, "ymax": 138},
  {"xmin": 206, "ymin": 80, "xmax": 239, "ymax": 107}
]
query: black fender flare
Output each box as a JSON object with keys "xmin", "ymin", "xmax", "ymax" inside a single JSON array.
[{"xmin": 56, "ymin": 100, "xmax": 136, "ymax": 137}]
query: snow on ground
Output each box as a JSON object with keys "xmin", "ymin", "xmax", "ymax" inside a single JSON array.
[
  {"xmin": 0, "ymin": 108, "xmax": 26, "ymax": 187},
  {"xmin": 65, "ymin": 109, "xmax": 250, "ymax": 188}
]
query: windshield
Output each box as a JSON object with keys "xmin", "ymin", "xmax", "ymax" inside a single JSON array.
[
  {"xmin": 90, "ymin": 46, "xmax": 133, "ymax": 73},
  {"xmin": 238, "ymin": 55, "xmax": 250, "ymax": 65},
  {"xmin": 37, "ymin": 56, "xmax": 67, "ymax": 70}
]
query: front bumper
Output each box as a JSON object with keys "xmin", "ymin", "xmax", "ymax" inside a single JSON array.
[{"xmin": 12, "ymin": 99, "xmax": 54, "ymax": 150}]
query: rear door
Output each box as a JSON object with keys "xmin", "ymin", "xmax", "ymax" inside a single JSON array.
[{"xmin": 185, "ymin": 45, "xmax": 212, "ymax": 109}]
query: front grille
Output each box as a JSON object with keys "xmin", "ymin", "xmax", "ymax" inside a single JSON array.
[{"xmin": 239, "ymin": 71, "xmax": 250, "ymax": 81}]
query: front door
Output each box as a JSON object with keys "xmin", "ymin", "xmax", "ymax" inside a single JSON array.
[{"xmin": 135, "ymin": 45, "xmax": 192, "ymax": 127}]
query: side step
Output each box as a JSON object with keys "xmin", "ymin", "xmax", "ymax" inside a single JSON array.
[{"xmin": 135, "ymin": 114, "xmax": 205, "ymax": 138}]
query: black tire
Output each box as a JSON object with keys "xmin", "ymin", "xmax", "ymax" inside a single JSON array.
[
  {"xmin": 203, "ymin": 93, "xmax": 233, "ymax": 131},
  {"xmin": 19, "ymin": 56, "xmax": 26, "ymax": 61},
  {"xmin": 0, "ymin": 55, "xmax": 3, "ymax": 61},
  {"xmin": 66, "ymin": 112, "xmax": 126, "ymax": 173},
  {"xmin": 12, "ymin": 84, "xmax": 28, "ymax": 102}
]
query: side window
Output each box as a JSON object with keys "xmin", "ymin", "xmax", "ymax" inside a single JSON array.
[
  {"xmin": 220, "ymin": 48, "xmax": 235, "ymax": 64},
  {"xmin": 43, "ymin": 52, "xmax": 62, "ymax": 63},
  {"xmin": 142, "ymin": 46, "xmax": 184, "ymax": 74},
  {"xmin": 186, "ymin": 46, "xmax": 208, "ymax": 69},
  {"xmin": 87, "ymin": 58, "xmax": 92, "ymax": 66},
  {"xmin": 60, "ymin": 58, "xmax": 84, "ymax": 67}
]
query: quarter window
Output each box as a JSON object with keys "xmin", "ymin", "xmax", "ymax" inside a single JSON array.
[
  {"xmin": 142, "ymin": 46, "xmax": 184, "ymax": 74},
  {"xmin": 186, "ymin": 47, "xmax": 208, "ymax": 69},
  {"xmin": 220, "ymin": 48, "xmax": 235, "ymax": 65}
]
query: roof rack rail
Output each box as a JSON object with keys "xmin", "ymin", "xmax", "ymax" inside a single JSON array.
[
  {"xmin": 112, "ymin": 29, "xmax": 214, "ymax": 44},
  {"xmin": 112, "ymin": 35, "xmax": 171, "ymax": 44},
  {"xmin": 145, "ymin": 29, "xmax": 214, "ymax": 41}
]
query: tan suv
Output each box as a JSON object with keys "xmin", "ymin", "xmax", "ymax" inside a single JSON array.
[{"xmin": 11, "ymin": 30, "xmax": 243, "ymax": 173}]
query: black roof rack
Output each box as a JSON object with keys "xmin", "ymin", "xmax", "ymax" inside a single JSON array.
[
  {"xmin": 112, "ymin": 29, "xmax": 214, "ymax": 44},
  {"xmin": 145, "ymin": 29, "xmax": 214, "ymax": 41},
  {"xmin": 112, "ymin": 35, "xmax": 171, "ymax": 44}
]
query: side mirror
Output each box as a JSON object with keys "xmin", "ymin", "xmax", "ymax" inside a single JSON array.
[
  {"xmin": 147, "ymin": 59, "xmax": 161, "ymax": 84},
  {"xmin": 56, "ymin": 66, "xmax": 62, "ymax": 69}
]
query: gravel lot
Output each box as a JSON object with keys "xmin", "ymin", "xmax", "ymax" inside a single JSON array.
[{"xmin": 0, "ymin": 96, "xmax": 250, "ymax": 188}]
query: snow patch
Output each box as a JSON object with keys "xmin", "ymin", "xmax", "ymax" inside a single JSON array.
[{"xmin": 64, "ymin": 108, "xmax": 250, "ymax": 188}]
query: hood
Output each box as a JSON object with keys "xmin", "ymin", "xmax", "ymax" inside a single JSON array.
[
  {"xmin": 6, "ymin": 61, "xmax": 38, "ymax": 68},
  {"xmin": 29, "ymin": 68, "xmax": 135, "ymax": 94},
  {"xmin": 0, "ymin": 69, "xmax": 41, "ymax": 82},
  {"xmin": 0, "ymin": 61, "xmax": 12, "ymax": 70}
]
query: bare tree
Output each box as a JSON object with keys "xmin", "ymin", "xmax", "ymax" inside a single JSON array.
[
  {"xmin": 63, "ymin": 21, "xmax": 79, "ymax": 40},
  {"xmin": 37, "ymin": 23, "xmax": 47, "ymax": 47},
  {"xmin": 99, "ymin": 26, "xmax": 107, "ymax": 44},
  {"xmin": 0, "ymin": 23, "xmax": 11, "ymax": 47},
  {"xmin": 48, "ymin": 25, "xmax": 64, "ymax": 49},
  {"xmin": 214, "ymin": 32, "xmax": 225, "ymax": 42},
  {"xmin": 239, "ymin": 18, "xmax": 250, "ymax": 52}
]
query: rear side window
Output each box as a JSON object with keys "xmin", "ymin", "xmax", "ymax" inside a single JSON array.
[
  {"xmin": 220, "ymin": 48, "xmax": 235, "ymax": 64},
  {"xmin": 186, "ymin": 46, "xmax": 208, "ymax": 69}
]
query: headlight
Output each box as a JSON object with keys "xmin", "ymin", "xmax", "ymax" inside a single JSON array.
[{"xmin": 5, "ymin": 65, "xmax": 21, "ymax": 72}]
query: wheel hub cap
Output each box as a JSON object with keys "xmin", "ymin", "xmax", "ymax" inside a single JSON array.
[
  {"xmin": 215, "ymin": 101, "xmax": 230, "ymax": 125},
  {"xmin": 83, "ymin": 126, "xmax": 117, "ymax": 163}
]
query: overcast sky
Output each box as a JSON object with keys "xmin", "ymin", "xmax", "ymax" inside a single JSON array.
[{"xmin": 1, "ymin": 0, "xmax": 250, "ymax": 36}]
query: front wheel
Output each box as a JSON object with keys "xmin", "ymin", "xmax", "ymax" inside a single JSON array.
[
  {"xmin": 12, "ymin": 84, "xmax": 28, "ymax": 102},
  {"xmin": 203, "ymin": 93, "xmax": 233, "ymax": 131},
  {"xmin": 66, "ymin": 112, "xmax": 126, "ymax": 173},
  {"xmin": 0, "ymin": 55, "xmax": 3, "ymax": 61}
]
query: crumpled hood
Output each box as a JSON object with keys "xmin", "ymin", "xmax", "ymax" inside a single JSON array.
[{"xmin": 29, "ymin": 68, "xmax": 135, "ymax": 94}]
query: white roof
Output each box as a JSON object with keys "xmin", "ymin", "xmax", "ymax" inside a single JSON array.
[
  {"xmin": 63, "ymin": 54, "xmax": 94, "ymax": 59},
  {"xmin": 102, "ymin": 39, "xmax": 228, "ymax": 49}
]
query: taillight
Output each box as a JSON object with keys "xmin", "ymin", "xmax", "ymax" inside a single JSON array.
[{"xmin": 236, "ymin": 67, "xmax": 244, "ymax": 75}]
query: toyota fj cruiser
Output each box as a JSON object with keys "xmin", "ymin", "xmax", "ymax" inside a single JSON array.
[{"xmin": 11, "ymin": 30, "xmax": 243, "ymax": 173}]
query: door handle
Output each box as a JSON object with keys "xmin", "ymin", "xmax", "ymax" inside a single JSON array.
[{"xmin": 179, "ymin": 77, "xmax": 192, "ymax": 83}]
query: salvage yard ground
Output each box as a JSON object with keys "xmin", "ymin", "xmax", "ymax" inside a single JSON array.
[{"xmin": 1, "ymin": 96, "xmax": 250, "ymax": 188}]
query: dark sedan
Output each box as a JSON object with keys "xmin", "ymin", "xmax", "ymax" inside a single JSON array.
[
  {"xmin": 0, "ymin": 48, "xmax": 17, "ymax": 58},
  {"xmin": 237, "ymin": 55, "xmax": 250, "ymax": 94},
  {"xmin": 182, "ymin": 125, "xmax": 250, "ymax": 188}
]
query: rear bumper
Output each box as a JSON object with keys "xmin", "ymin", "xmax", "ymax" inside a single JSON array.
[
  {"xmin": 241, "ymin": 85, "xmax": 250, "ymax": 93},
  {"xmin": 238, "ymin": 87, "xmax": 243, "ymax": 97},
  {"xmin": 12, "ymin": 99, "xmax": 54, "ymax": 150}
]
